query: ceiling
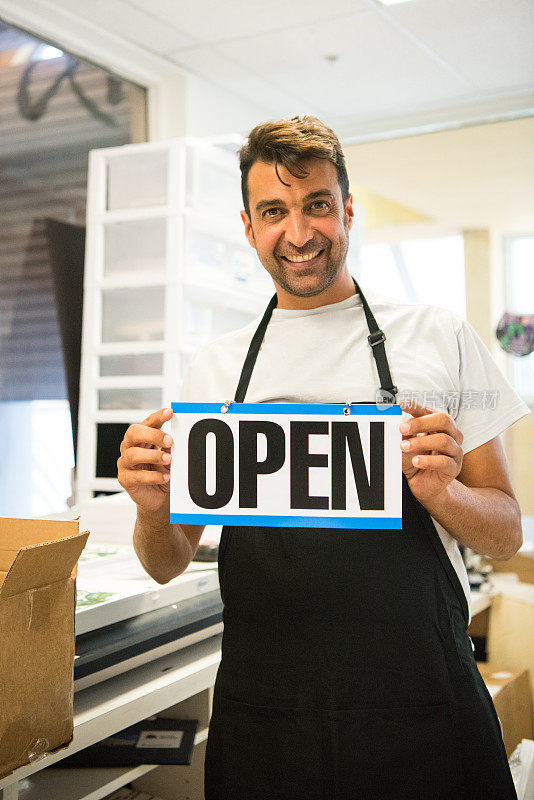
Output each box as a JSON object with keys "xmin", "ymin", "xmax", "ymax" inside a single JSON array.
[
  {"xmin": 0, "ymin": 1, "xmax": 533, "ymax": 231},
  {"xmin": 3, "ymin": 0, "xmax": 533, "ymax": 138}
]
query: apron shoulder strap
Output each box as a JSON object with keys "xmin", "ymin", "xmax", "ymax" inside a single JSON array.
[
  {"xmin": 235, "ymin": 293, "xmax": 278, "ymax": 403},
  {"xmin": 352, "ymin": 278, "xmax": 398, "ymax": 403}
]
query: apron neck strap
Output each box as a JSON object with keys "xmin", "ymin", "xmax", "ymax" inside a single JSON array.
[
  {"xmin": 234, "ymin": 278, "xmax": 397, "ymax": 404},
  {"xmin": 234, "ymin": 292, "xmax": 278, "ymax": 403}
]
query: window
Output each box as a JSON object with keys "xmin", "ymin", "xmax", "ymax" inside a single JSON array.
[
  {"xmin": 358, "ymin": 235, "xmax": 466, "ymax": 317},
  {"xmin": 505, "ymin": 234, "xmax": 534, "ymax": 403},
  {"xmin": 0, "ymin": 20, "xmax": 146, "ymax": 517}
]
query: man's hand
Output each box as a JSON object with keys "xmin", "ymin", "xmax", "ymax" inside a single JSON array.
[
  {"xmin": 118, "ymin": 408, "xmax": 173, "ymax": 513},
  {"xmin": 399, "ymin": 401, "xmax": 464, "ymax": 505}
]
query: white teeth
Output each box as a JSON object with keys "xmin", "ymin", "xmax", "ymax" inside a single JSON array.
[{"xmin": 285, "ymin": 250, "xmax": 321, "ymax": 263}]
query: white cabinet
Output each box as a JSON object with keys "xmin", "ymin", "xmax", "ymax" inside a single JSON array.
[{"xmin": 77, "ymin": 137, "xmax": 271, "ymax": 503}]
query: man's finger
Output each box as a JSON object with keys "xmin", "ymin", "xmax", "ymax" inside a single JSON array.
[
  {"xmin": 399, "ymin": 409, "xmax": 463, "ymax": 446},
  {"xmin": 401, "ymin": 432, "xmax": 461, "ymax": 459},
  {"xmin": 122, "ymin": 422, "xmax": 174, "ymax": 452},
  {"xmin": 141, "ymin": 407, "xmax": 173, "ymax": 428},
  {"xmin": 399, "ymin": 400, "xmax": 436, "ymax": 418},
  {"xmin": 120, "ymin": 446, "xmax": 172, "ymax": 470},
  {"xmin": 119, "ymin": 469, "xmax": 170, "ymax": 489},
  {"xmin": 411, "ymin": 454, "xmax": 460, "ymax": 476}
]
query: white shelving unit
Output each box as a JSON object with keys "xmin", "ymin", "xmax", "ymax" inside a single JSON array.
[
  {"xmin": 0, "ymin": 635, "xmax": 222, "ymax": 800},
  {"xmin": 77, "ymin": 136, "xmax": 272, "ymax": 503}
]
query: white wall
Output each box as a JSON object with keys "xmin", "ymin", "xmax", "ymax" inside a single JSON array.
[{"xmin": 185, "ymin": 73, "xmax": 275, "ymax": 139}]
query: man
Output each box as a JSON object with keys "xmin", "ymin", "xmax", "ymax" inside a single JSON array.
[{"xmin": 118, "ymin": 116, "xmax": 528, "ymax": 799}]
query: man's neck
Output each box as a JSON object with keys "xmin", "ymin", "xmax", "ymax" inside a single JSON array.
[{"xmin": 274, "ymin": 270, "xmax": 356, "ymax": 310}]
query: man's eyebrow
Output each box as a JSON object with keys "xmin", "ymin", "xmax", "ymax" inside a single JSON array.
[{"xmin": 255, "ymin": 190, "xmax": 335, "ymax": 213}]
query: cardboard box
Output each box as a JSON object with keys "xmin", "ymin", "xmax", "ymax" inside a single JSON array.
[
  {"xmin": 484, "ymin": 552, "xmax": 534, "ymax": 585},
  {"xmin": 0, "ymin": 517, "xmax": 89, "ymax": 779},
  {"xmin": 477, "ymin": 662, "xmax": 534, "ymax": 757},
  {"xmin": 467, "ymin": 606, "xmax": 490, "ymax": 639},
  {"xmin": 486, "ymin": 588, "xmax": 534, "ymax": 713}
]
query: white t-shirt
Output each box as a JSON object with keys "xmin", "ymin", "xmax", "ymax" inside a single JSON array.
[{"xmin": 179, "ymin": 291, "xmax": 530, "ymax": 616}]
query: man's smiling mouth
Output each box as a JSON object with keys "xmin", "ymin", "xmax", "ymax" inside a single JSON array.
[{"xmin": 281, "ymin": 249, "xmax": 325, "ymax": 263}]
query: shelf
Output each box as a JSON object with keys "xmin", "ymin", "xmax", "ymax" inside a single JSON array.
[
  {"xmin": 0, "ymin": 636, "xmax": 221, "ymax": 791},
  {"xmin": 17, "ymin": 764, "xmax": 157, "ymax": 800},
  {"xmin": 88, "ymin": 478, "xmax": 122, "ymax": 492},
  {"xmin": 16, "ymin": 728, "xmax": 209, "ymax": 800},
  {"xmin": 469, "ymin": 591, "xmax": 493, "ymax": 618}
]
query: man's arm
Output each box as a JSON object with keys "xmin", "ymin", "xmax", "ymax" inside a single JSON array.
[
  {"xmin": 133, "ymin": 504, "xmax": 205, "ymax": 585},
  {"xmin": 421, "ymin": 437, "xmax": 522, "ymax": 560},
  {"xmin": 399, "ymin": 402, "xmax": 522, "ymax": 561}
]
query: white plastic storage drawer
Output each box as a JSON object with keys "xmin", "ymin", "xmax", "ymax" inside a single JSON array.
[
  {"xmin": 101, "ymin": 286, "xmax": 165, "ymax": 343},
  {"xmin": 107, "ymin": 149, "xmax": 169, "ymax": 210},
  {"xmin": 104, "ymin": 217, "xmax": 167, "ymax": 276},
  {"xmin": 185, "ymin": 144, "xmax": 242, "ymax": 212},
  {"xmin": 184, "ymin": 215, "xmax": 256, "ymax": 286},
  {"xmin": 99, "ymin": 353, "xmax": 164, "ymax": 377},
  {"xmin": 98, "ymin": 387, "xmax": 163, "ymax": 410},
  {"xmin": 181, "ymin": 295, "xmax": 255, "ymax": 348}
]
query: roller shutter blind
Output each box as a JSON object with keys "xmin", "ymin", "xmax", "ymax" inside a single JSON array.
[{"xmin": 0, "ymin": 48, "xmax": 133, "ymax": 402}]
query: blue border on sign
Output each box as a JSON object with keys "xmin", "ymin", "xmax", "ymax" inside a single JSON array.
[
  {"xmin": 171, "ymin": 402, "xmax": 402, "ymax": 415},
  {"xmin": 170, "ymin": 514, "xmax": 402, "ymax": 529}
]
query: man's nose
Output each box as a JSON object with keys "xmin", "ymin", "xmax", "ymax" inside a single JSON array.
[{"xmin": 284, "ymin": 211, "xmax": 314, "ymax": 248}]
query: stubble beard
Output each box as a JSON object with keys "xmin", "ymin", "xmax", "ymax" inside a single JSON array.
[
  {"xmin": 254, "ymin": 223, "xmax": 350, "ymax": 299},
  {"xmin": 272, "ymin": 249, "xmax": 341, "ymax": 298}
]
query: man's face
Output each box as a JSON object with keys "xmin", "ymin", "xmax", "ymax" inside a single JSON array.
[{"xmin": 240, "ymin": 158, "xmax": 354, "ymax": 300}]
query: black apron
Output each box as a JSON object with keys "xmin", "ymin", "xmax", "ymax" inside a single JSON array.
[{"xmin": 204, "ymin": 282, "xmax": 517, "ymax": 800}]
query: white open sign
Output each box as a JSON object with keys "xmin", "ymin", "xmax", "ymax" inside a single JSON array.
[{"xmin": 170, "ymin": 402, "xmax": 403, "ymax": 529}]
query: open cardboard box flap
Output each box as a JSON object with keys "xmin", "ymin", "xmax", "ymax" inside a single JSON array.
[
  {"xmin": 0, "ymin": 516, "xmax": 90, "ymax": 780},
  {"xmin": 0, "ymin": 518, "xmax": 89, "ymax": 599}
]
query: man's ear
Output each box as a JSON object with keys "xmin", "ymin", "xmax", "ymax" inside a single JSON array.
[
  {"xmin": 240, "ymin": 210, "xmax": 257, "ymax": 250},
  {"xmin": 345, "ymin": 193, "xmax": 355, "ymax": 230}
]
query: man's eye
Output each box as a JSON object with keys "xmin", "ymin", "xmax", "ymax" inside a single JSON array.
[
  {"xmin": 312, "ymin": 201, "xmax": 329, "ymax": 210},
  {"xmin": 264, "ymin": 208, "xmax": 280, "ymax": 217}
]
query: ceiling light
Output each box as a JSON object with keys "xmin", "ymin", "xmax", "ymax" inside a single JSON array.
[
  {"xmin": 378, "ymin": 0, "xmax": 416, "ymax": 5},
  {"xmin": 31, "ymin": 43, "xmax": 64, "ymax": 62}
]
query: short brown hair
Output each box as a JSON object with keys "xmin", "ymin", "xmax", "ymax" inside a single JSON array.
[{"xmin": 239, "ymin": 115, "xmax": 350, "ymax": 218}]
